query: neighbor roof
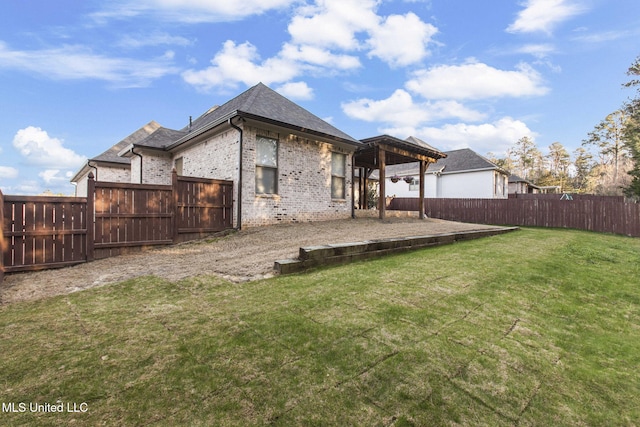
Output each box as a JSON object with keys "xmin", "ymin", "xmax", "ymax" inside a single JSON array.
[
  {"xmin": 170, "ymin": 82, "xmax": 360, "ymax": 148},
  {"xmin": 92, "ymin": 121, "xmax": 162, "ymax": 164},
  {"xmin": 380, "ymin": 148, "xmax": 507, "ymax": 177},
  {"xmin": 71, "ymin": 121, "xmax": 163, "ymax": 183},
  {"xmin": 426, "ymin": 148, "xmax": 506, "ymax": 174}
]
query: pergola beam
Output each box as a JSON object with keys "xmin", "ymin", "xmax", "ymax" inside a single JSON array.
[{"xmin": 377, "ymin": 142, "xmax": 437, "ymax": 164}]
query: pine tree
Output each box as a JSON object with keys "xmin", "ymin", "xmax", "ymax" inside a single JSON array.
[{"xmin": 623, "ymin": 56, "xmax": 640, "ymax": 199}]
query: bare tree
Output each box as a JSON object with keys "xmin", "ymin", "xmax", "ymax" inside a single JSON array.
[{"xmin": 583, "ymin": 110, "xmax": 630, "ymax": 194}]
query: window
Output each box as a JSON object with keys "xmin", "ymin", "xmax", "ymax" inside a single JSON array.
[
  {"xmin": 256, "ymin": 136, "xmax": 278, "ymax": 194},
  {"xmin": 409, "ymin": 178, "xmax": 419, "ymax": 192},
  {"xmin": 331, "ymin": 152, "xmax": 346, "ymax": 199},
  {"xmin": 174, "ymin": 157, "xmax": 183, "ymax": 175}
]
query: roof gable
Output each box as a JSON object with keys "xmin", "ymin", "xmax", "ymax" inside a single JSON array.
[
  {"xmin": 136, "ymin": 127, "xmax": 188, "ymax": 150},
  {"xmin": 184, "ymin": 83, "xmax": 359, "ymax": 144},
  {"xmin": 92, "ymin": 120, "xmax": 162, "ymax": 164}
]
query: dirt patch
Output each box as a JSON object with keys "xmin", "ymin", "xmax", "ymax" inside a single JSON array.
[{"xmin": 1, "ymin": 217, "xmax": 500, "ymax": 305}]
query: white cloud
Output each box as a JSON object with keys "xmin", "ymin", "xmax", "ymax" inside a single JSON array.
[
  {"xmin": 0, "ymin": 166, "xmax": 19, "ymax": 179},
  {"xmin": 39, "ymin": 169, "xmax": 65, "ymax": 185},
  {"xmin": 280, "ymin": 43, "xmax": 361, "ymax": 70},
  {"xmin": 367, "ymin": 12, "xmax": 438, "ymax": 67},
  {"xmin": 342, "ymin": 89, "xmax": 486, "ymax": 127},
  {"xmin": 288, "ymin": 0, "xmax": 380, "ymax": 50},
  {"xmin": 182, "ymin": 40, "xmax": 300, "ymax": 91},
  {"xmin": 118, "ymin": 32, "xmax": 193, "ymax": 49},
  {"xmin": 93, "ymin": 0, "xmax": 296, "ymax": 23},
  {"xmin": 276, "ymin": 81, "xmax": 315, "ymax": 100},
  {"xmin": 406, "ymin": 117, "xmax": 537, "ymax": 154},
  {"xmin": 406, "ymin": 61, "xmax": 549, "ymax": 100},
  {"xmin": 12, "ymin": 126, "xmax": 86, "ymax": 169},
  {"xmin": 506, "ymin": 0, "xmax": 586, "ymax": 35},
  {"xmin": 515, "ymin": 43, "xmax": 556, "ymax": 59},
  {"xmin": 0, "ymin": 41, "xmax": 179, "ymax": 87},
  {"xmin": 181, "ymin": 0, "xmax": 438, "ymax": 92},
  {"xmin": 571, "ymin": 29, "xmax": 640, "ymax": 44}
]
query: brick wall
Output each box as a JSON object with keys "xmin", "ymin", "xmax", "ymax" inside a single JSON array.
[
  {"xmin": 176, "ymin": 123, "xmax": 354, "ymax": 228},
  {"xmin": 131, "ymin": 151, "xmax": 173, "ymax": 185},
  {"xmin": 241, "ymin": 126, "xmax": 353, "ymax": 227},
  {"xmin": 173, "ymin": 128, "xmax": 239, "ymax": 225},
  {"xmin": 73, "ymin": 165, "xmax": 131, "ymax": 197}
]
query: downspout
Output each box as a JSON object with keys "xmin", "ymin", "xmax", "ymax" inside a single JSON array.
[
  {"xmin": 228, "ymin": 116, "xmax": 243, "ymax": 230},
  {"xmin": 131, "ymin": 146, "xmax": 143, "ymax": 184},
  {"xmin": 87, "ymin": 161, "xmax": 98, "ymax": 181}
]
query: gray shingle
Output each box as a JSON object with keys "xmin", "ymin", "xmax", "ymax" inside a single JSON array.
[
  {"xmin": 425, "ymin": 148, "xmax": 503, "ymax": 173},
  {"xmin": 91, "ymin": 121, "xmax": 161, "ymax": 164},
  {"xmin": 382, "ymin": 148, "xmax": 505, "ymax": 178},
  {"xmin": 136, "ymin": 127, "xmax": 188, "ymax": 149},
  {"xmin": 183, "ymin": 83, "xmax": 359, "ymax": 144}
]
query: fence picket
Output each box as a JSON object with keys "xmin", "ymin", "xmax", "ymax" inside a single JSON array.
[
  {"xmin": 1, "ymin": 176, "xmax": 233, "ymax": 279},
  {"xmin": 390, "ymin": 197, "xmax": 640, "ymax": 237}
]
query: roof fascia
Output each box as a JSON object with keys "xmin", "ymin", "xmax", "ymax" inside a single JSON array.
[
  {"xmin": 167, "ymin": 110, "xmax": 361, "ymax": 152},
  {"xmin": 167, "ymin": 110, "xmax": 239, "ymax": 151},
  {"xmin": 238, "ymin": 111, "xmax": 361, "ymax": 148},
  {"xmin": 118, "ymin": 143, "xmax": 168, "ymax": 157}
]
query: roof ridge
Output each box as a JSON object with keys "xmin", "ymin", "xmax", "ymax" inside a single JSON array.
[{"xmin": 240, "ymin": 82, "xmax": 266, "ymax": 111}]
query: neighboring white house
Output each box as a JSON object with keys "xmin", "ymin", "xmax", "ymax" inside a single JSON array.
[
  {"xmin": 508, "ymin": 174, "xmax": 541, "ymax": 194},
  {"xmin": 380, "ymin": 147, "xmax": 509, "ymax": 199}
]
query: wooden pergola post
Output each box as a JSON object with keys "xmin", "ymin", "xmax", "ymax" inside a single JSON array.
[
  {"xmin": 378, "ymin": 148, "xmax": 386, "ymax": 219},
  {"xmin": 360, "ymin": 167, "xmax": 367, "ymax": 209},
  {"xmin": 351, "ymin": 160, "xmax": 356, "ymax": 218},
  {"xmin": 419, "ymin": 160, "xmax": 426, "ymax": 219}
]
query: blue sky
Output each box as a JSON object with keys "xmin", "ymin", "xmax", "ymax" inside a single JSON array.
[{"xmin": 0, "ymin": 0, "xmax": 638, "ymax": 195}]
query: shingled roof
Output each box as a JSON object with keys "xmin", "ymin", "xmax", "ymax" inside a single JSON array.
[
  {"xmin": 170, "ymin": 82, "xmax": 360, "ymax": 148},
  {"xmin": 91, "ymin": 121, "xmax": 161, "ymax": 164},
  {"xmin": 426, "ymin": 148, "xmax": 506, "ymax": 174},
  {"xmin": 381, "ymin": 148, "xmax": 506, "ymax": 177},
  {"xmin": 133, "ymin": 127, "xmax": 188, "ymax": 150}
]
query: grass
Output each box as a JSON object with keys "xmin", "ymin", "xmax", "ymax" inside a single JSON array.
[{"xmin": 1, "ymin": 227, "xmax": 640, "ymax": 426}]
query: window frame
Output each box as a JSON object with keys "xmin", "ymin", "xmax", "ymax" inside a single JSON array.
[
  {"xmin": 409, "ymin": 178, "xmax": 419, "ymax": 192},
  {"xmin": 331, "ymin": 152, "xmax": 346, "ymax": 200},
  {"xmin": 255, "ymin": 136, "xmax": 279, "ymax": 195}
]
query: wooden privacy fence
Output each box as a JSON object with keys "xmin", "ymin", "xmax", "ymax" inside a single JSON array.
[
  {"xmin": 388, "ymin": 197, "xmax": 640, "ymax": 238},
  {"xmin": 1, "ymin": 172, "xmax": 233, "ymax": 281},
  {"xmin": 0, "ymin": 192, "xmax": 88, "ymax": 278}
]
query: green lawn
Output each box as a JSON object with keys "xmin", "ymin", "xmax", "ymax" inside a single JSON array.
[{"xmin": 1, "ymin": 227, "xmax": 639, "ymax": 426}]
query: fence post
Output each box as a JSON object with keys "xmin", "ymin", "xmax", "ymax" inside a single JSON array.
[
  {"xmin": 171, "ymin": 168, "xmax": 179, "ymax": 243},
  {"xmin": 86, "ymin": 172, "xmax": 95, "ymax": 262},
  {"xmin": 0, "ymin": 189, "xmax": 5, "ymax": 284}
]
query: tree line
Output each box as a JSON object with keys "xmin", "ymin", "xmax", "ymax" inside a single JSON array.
[{"xmin": 487, "ymin": 56, "xmax": 640, "ymax": 199}]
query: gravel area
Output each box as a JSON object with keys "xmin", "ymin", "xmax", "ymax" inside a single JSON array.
[{"xmin": 1, "ymin": 217, "xmax": 500, "ymax": 305}]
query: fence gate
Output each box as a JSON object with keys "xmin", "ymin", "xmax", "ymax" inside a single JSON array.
[
  {"xmin": 1, "ymin": 195, "xmax": 88, "ymax": 274},
  {"xmin": 1, "ymin": 174, "xmax": 234, "ymax": 281}
]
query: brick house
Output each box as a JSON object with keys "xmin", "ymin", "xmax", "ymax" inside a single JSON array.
[
  {"xmin": 71, "ymin": 120, "xmax": 161, "ymax": 196},
  {"xmin": 72, "ymin": 83, "xmax": 363, "ymax": 228}
]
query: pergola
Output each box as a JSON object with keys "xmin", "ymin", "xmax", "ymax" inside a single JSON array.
[{"xmin": 352, "ymin": 135, "xmax": 446, "ymax": 220}]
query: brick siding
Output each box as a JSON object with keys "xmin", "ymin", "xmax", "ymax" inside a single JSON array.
[{"xmin": 176, "ymin": 124, "xmax": 354, "ymax": 228}]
